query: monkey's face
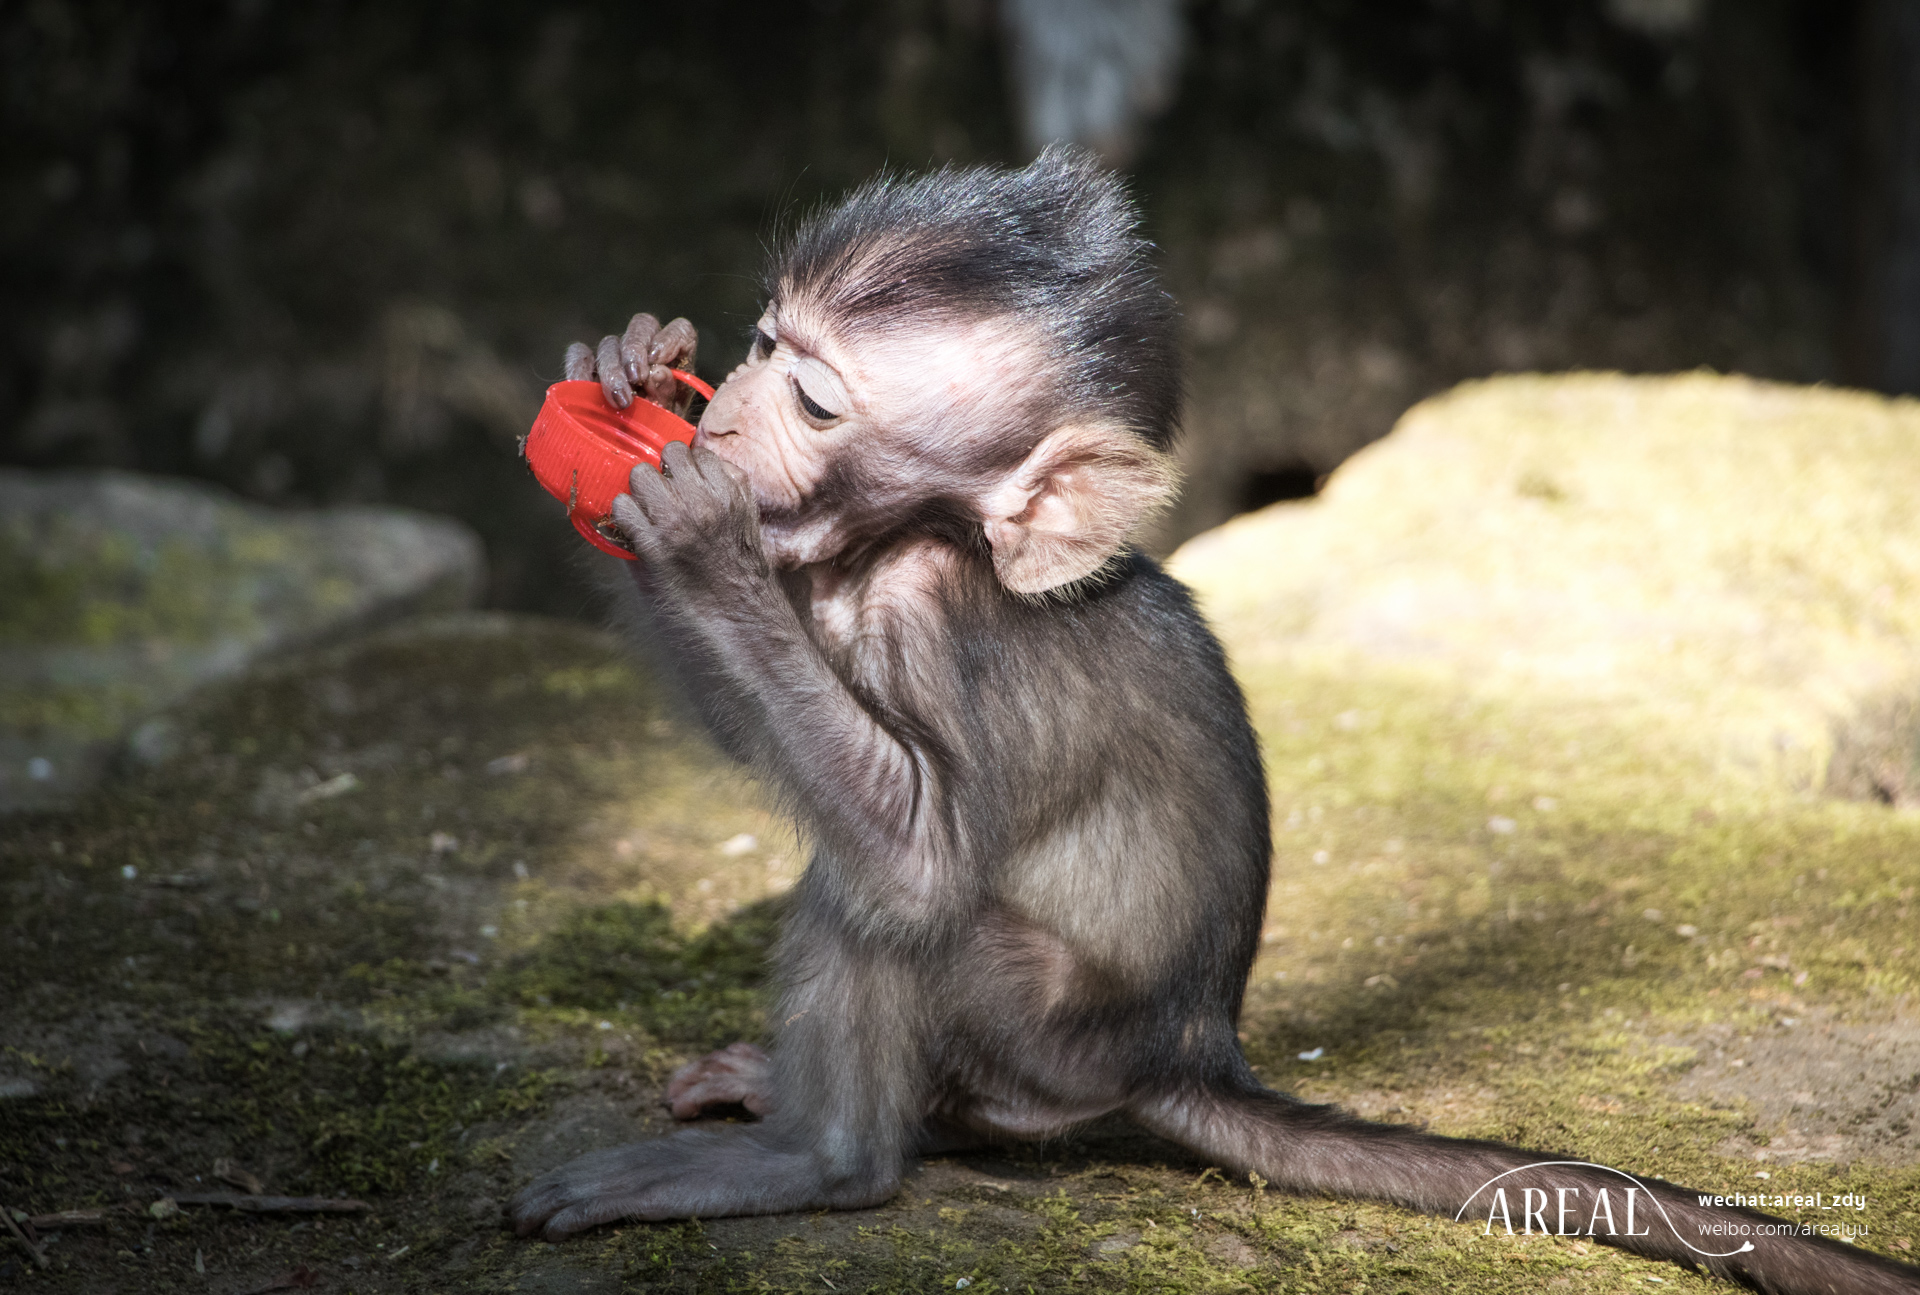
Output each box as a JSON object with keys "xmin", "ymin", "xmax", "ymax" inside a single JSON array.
[
  {"xmin": 696, "ymin": 306, "xmax": 858, "ymax": 537},
  {"xmin": 696, "ymin": 298, "xmax": 1177, "ymax": 591},
  {"xmin": 695, "ymin": 302, "xmax": 1020, "ymax": 569}
]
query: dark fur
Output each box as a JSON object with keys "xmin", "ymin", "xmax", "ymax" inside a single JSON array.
[
  {"xmin": 774, "ymin": 144, "xmax": 1182, "ymax": 455},
  {"xmin": 515, "ymin": 152, "xmax": 1920, "ymax": 1295}
]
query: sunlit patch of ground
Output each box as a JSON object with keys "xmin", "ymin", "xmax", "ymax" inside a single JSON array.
[{"xmin": 6, "ymin": 377, "xmax": 1920, "ymax": 1295}]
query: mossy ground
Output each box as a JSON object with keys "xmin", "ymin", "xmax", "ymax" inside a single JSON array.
[{"xmin": 2, "ymin": 609, "xmax": 1916, "ymax": 1292}]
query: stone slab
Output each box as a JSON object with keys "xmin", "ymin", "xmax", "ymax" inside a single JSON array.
[{"xmin": 0, "ymin": 468, "xmax": 484, "ymax": 810}]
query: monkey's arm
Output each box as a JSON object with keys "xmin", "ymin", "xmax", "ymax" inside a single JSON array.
[
  {"xmin": 612, "ymin": 443, "xmax": 979, "ymax": 920},
  {"xmin": 614, "ymin": 557, "xmax": 767, "ymax": 765},
  {"xmin": 565, "ymin": 317, "xmax": 764, "ymax": 755}
]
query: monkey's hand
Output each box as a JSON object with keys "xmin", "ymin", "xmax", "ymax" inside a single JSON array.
[
  {"xmin": 610, "ymin": 440, "xmax": 767, "ymax": 592},
  {"xmin": 564, "ymin": 312, "xmax": 699, "ymax": 415}
]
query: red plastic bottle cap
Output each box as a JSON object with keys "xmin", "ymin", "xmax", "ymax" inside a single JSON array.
[{"xmin": 521, "ymin": 369, "xmax": 715, "ymax": 559}]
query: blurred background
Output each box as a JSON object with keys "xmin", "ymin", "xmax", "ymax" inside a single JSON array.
[{"xmin": 4, "ymin": 0, "xmax": 1916, "ymax": 618}]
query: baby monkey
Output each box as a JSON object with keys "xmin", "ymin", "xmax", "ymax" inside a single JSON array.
[{"xmin": 511, "ymin": 149, "xmax": 1919, "ymax": 1295}]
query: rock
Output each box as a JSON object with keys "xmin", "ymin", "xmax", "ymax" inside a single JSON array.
[
  {"xmin": 1169, "ymin": 373, "xmax": 1920, "ymax": 799},
  {"xmin": 1202, "ymin": 1232, "xmax": 1260, "ymax": 1267},
  {"xmin": 0, "ymin": 469, "xmax": 483, "ymax": 811}
]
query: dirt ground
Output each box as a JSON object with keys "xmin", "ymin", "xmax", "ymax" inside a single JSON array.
[{"xmin": 2, "ymin": 610, "xmax": 1916, "ymax": 1293}]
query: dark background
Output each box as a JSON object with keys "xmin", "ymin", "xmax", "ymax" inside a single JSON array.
[{"xmin": 5, "ymin": 0, "xmax": 1915, "ymax": 617}]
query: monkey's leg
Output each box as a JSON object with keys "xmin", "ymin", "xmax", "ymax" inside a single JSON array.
[
  {"xmin": 665, "ymin": 1041, "xmax": 773, "ymax": 1118},
  {"xmin": 1134, "ymin": 1076, "xmax": 1920, "ymax": 1295},
  {"xmin": 510, "ymin": 917, "xmax": 924, "ymax": 1240}
]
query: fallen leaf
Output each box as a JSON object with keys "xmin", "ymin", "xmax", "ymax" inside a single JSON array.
[{"xmin": 213, "ymin": 1157, "xmax": 266, "ymax": 1195}]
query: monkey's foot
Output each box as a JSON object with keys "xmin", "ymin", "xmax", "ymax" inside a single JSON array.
[
  {"xmin": 665, "ymin": 1041, "xmax": 772, "ymax": 1119},
  {"xmin": 508, "ymin": 1129, "xmax": 896, "ymax": 1239}
]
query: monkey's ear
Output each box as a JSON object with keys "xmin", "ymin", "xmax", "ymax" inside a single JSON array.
[{"xmin": 979, "ymin": 421, "xmax": 1180, "ymax": 594}]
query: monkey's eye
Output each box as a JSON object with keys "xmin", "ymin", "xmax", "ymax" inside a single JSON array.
[
  {"xmin": 752, "ymin": 327, "xmax": 776, "ymax": 361},
  {"xmin": 792, "ymin": 375, "xmax": 838, "ymax": 422},
  {"xmin": 788, "ymin": 354, "xmax": 849, "ymax": 426}
]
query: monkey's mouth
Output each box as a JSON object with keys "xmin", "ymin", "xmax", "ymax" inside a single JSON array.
[{"xmin": 695, "ymin": 432, "xmax": 806, "ymax": 513}]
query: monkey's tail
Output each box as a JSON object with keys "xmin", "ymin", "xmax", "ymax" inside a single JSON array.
[{"xmin": 1134, "ymin": 1080, "xmax": 1920, "ymax": 1295}]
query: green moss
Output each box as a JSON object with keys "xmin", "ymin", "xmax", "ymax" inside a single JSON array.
[
  {"xmin": 181, "ymin": 1021, "xmax": 549, "ymax": 1197},
  {"xmin": 493, "ymin": 898, "xmax": 781, "ymax": 1046},
  {"xmin": 1232, "ymin": 656, "xmax": 1920, "ymax": 1029},
  {"xmin": 0, "ymin": 1024, "xmax": 547, "ymax": 1200},
  {"xmin": 0, "ymin": 681, "xmax": 151, "ymax": 736},
  {"xmin": 5, "ymin": 559, "xmax": 1918, "ymax": 1291},
  {"xmin": 0, "ymin": 522, "xmax": 260, "ymax": 647}
]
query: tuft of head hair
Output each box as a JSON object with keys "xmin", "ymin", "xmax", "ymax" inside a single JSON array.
[{"xmin": 770, "ymin": 145, "xmax": 1181, "ymax": 453}]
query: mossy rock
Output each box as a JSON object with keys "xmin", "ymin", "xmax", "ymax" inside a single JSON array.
[
  {"xmin": 0, "ymin": 469, "xmax": 484, "ymax": 810},
  {"xmin": 1173, "ymin": 371, "xmax": 1920, "ymax": 803}
]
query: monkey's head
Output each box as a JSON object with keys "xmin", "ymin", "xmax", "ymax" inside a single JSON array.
[{"xmin": 695, "ymin": 146, "xmax": 1182, "ymax": 594}]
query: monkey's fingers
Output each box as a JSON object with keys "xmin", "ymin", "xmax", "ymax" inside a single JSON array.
[
  {"xmin": 509, "ymin": 1139, "xmax": 699, "ymax": 1238},
  {"xmin": 658, "ymin": 439, "xmax": 696, "ymax": 484},
  {"xmin": 686, "ymin": 442, "xmax": 745, "ymax": 497},
  {"xmin": 645, "ymin": 317, "xmax": 699, "ymax": 409},
  {"xmin": 619, "ymin": 462, "xmax": 679, "ymax": 534},
  {"xmin": 642, "ymin": 365, "xmax": 679, "ymax": 410},
  {"xmin": 610, "ymin": 491, "xmax": 656, "ymax": 541},
  {"xmin": 659, "ymin": 440, "xmax": 731, "ymax": 506},
  {"xmin": 596, "ymin": 335, "xmax": 633, "ymax": 408},
  {"xmin": 648, "ymin": 316, "xmax": 697, "ymax": 370},
  {"xmin": 563, "ymin": 341, "xmax": 596, "ymax": 382},
  {"xmin": 620, "ymin": 313, "xmax": 662, "ymax": 389}
]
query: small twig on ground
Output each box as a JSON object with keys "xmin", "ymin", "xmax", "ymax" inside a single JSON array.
[
  {"xmin": 1, "ymin": 1205, "xmax": 49, "ymax": 1270},
  {"xmin": 27, "ymin": 1210, "xmax": 106, "ymax": 1228},
  {"xmin": 172, "ymin": 1193, "xmax": 369, "ymax": 1215}
]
